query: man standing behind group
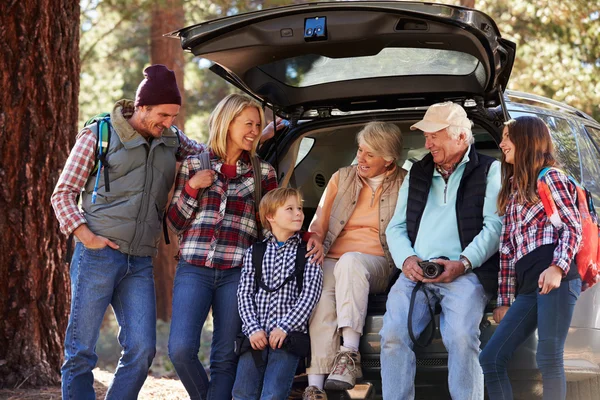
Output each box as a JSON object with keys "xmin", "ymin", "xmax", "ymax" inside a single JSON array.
[
  {"xmin": 51, "ymin": 65, "xmax": 208, "ymax": 399},
  {"xmin": 380, "ymin": 102, "xmax": 503, "ymax": 400}
]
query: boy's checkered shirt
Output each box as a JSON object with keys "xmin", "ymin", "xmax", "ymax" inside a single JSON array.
[{"xmin": 237, "ymin": 232, "xmax": 323, "ymax": 337}]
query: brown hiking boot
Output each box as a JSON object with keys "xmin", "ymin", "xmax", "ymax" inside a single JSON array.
[
  {"xmin": 303, "ymin": 385, "xmax": 328, "ymax": 400},
  {"xmin": 324, "ymin": 346, "xmax": 362, "ymax": 391}
]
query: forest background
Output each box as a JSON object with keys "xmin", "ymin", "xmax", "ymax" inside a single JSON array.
[{"xmin": 0, "ymin": 0, "xmax": 599, "ymax": 395}]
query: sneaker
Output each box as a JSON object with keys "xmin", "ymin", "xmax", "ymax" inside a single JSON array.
[
  {"xmin": 324, "ymin": 346, "xmax": 362, "ymax": 391},
  {"xmin": 303, "ymin": 385, "xmax": 328, "ymax": 400}
]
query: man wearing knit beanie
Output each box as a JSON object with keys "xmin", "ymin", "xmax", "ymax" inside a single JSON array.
[
  {"xmin": 51, "ymin": 64, "xmax": 286, "ymax": 399},
  {"xmin": 134, "ymin": 64, "xmax": 182, "ymax": 108},
  {"xmin": 127, "ymin": 64, "xmax": 183, "ymax": 140},
  {"xmin": 52, "ymin": 64, "xmax": 283, "ymax": 399}
]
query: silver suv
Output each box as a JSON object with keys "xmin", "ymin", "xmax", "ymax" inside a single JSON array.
[{"xmin": 172, "ymin": 2, "xmax": 600, "ymax": 399}]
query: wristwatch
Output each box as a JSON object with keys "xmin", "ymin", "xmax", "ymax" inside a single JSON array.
[{"xmin": 460, "ymin": 256, "xmax": 473, "ymax": 274}]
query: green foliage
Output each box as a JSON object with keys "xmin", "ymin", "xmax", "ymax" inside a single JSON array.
[
  {"xmin": 79, "ymin": 0, "xmax": 600, "ymax": 137},
  {"xmin": 476, "ymin": 0, "xmax": 600, "ymax": 120},
  {"xmin": 80, "ymin": 0, "xmax": 151, "ymax": 127},
  {"xmin": 79, "ymin": 0, "xmax": 317, "ymax": 140}
]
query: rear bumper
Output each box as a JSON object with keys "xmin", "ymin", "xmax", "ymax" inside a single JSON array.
[{"xmin": 360, "ymin": 315, "xmax": 600, "ymax": 382}]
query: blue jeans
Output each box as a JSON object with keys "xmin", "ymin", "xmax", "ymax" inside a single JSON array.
[
  {"xmin": 380, "ymin": 273, "xmax": 490, "ymax": 400},
  {"xmin": 168, "ymin": 261, "xmax": 242, "ymax": 400},
  {"xmin": 479, "ymin": 279, "xmax": 581, "ymax": 400},
  {"xmin": 232, "ymin": 348, "xmax": 300, "ymax": 399},
  {"xmin": 61, "ymin": 243, "xmax": 156, "ymax": 400}
]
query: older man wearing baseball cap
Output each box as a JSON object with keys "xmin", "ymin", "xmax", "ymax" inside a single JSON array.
[
  {"xmin": 380, "ymin": 101, "xmax": 503, "ymax": 399},
  {"xmin": 51, "ymin": 64, "xmax": 279, "ymax": 399}
]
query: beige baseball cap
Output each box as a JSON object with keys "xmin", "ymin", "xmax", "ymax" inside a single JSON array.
[{"xmin": 410, "ymin": 102, "xmax": 472, "ymax": 133}]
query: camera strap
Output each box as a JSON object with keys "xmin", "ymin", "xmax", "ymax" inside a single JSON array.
[{"xmin": 408, "ymin": 281, "xmax": 436, "ymax": 347}]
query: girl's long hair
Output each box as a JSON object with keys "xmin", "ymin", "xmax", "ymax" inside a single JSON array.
[{"xmin": 497, "ymin": 116, "xmax": 557, "ymax": 215}]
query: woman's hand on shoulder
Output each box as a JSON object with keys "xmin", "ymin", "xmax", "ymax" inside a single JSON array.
[
  {"xmin": 260, "ymin": 118, "xmax": 287, "ymax": 143},
  {"xmin": 493, "ymin": 306, "xmax": 510, "ymax": 324},
  {"xmin": 189, "ymin": 169, "xmax": 215, "ymax": 190},
  {"xmin": 539, "ymin": 265, "xmax": 563, "ymax": 295},
  {"xmin": 306, "ymin": 235, "xmax": 324, "ymax": 265}
]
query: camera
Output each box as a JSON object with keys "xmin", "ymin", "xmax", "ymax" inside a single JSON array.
[{"xmin": 418, "ymin": 256, "xmax": 449, "ymax": 279}]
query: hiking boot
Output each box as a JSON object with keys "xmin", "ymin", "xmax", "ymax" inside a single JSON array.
[
  {"xmin": 303, "ymin": 385, "xmax": 328, "ymax": 400},
  {"xmin": 324, "ymin": 346, "xmax": 362, "ymax": 391}
]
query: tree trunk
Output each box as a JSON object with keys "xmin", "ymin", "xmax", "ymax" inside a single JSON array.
[
  {"xmin": 150, "ymin": 0, "xmax": 186, "ymax": 322},
  {"xmin": 460, "ymin": 0, "xmax": 475, "ymax": 8},
  {"xmin": 0, "ymin": 0, "xmax": 79, "ymax": 388}
]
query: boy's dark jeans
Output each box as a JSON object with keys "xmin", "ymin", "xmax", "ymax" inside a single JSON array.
[
  {"xmin": 232, "ymin": 347, "xmax": 300, "ymax": 399},
  {"xmin": 480, "ymin": 279, "xmax": 581, "ymax": 400}
]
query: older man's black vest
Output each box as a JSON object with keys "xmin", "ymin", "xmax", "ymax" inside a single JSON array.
[{"xmin": 406, "ymin": 146, "xmax": 499, "ymax": 296}]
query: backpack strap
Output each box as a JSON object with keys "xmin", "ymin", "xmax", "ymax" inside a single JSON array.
[
  {"xmin": 97, "ymin": 118, "xmax": 111, "ymax": 192},
  {"xmin": 199, "ymin": 151, "xmax": 211, "ymax": 169},
  {"xmin": 86, "ymin": 113, "xmax": 111, "ymax": 176},
  {"xmin": 252, "ymin": 240, "xmax": 308, "ymax": 295},
  {"xmin": 538, "ymin": 166, "xmax": 556, "ymax": 181},
  {"xmin": 163, "ymin": 151, "xmax": 211, "ymax": 245},
  {"xmin": 86, "ymin": 116, "xmax": 111, "ymax": 204},
  {"xmin": 252, "ymin": 241, "xmax": 268, "ymax": 293},
  {"xmin": 250, "ymin": 155, "xmax": 264, "ymax": 241},
  {"xmin": 537, "ymin": 167, "xmax": 572, "ymax": 229},
  {"xmin": 295, "ymin": 241, "xmax": 308, "ymax": 294}
]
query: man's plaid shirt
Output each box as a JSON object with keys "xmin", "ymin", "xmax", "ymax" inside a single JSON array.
[
  {"xmin": 51, "ymin": 115, "xmax": 206, "ymax": 236},
  {"xmin": 167, "ymin": 150, "xmax": 277, "ymax": 269},
  {"xmin": 497, "ymin": 169, "xmax": 581, "ymax": 306},
  {"xmin": 237, "ymin": 232, "xmax": 323, "ymax": 337}
]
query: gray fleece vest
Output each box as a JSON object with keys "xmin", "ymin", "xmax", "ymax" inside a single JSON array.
[{"xmin": 80, "ymin": 102, "xmax": 179, "ymax": 257}]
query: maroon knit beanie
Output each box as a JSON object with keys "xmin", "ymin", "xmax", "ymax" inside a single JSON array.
[{"xmin": 134, "ymin": 64, "xmax": 182, "ymax": 107}]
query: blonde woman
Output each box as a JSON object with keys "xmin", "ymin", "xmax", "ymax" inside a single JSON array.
[
  {"xmin": 166, "ymin": 94, "xmax": 279, "ymax": 400},
  {"xmin": 304, "ymin": 122, "xmax": 405, "ymax": 399}
]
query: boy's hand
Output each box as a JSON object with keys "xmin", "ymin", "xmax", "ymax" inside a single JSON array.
[
  {"xmin": 269, "ymin": 328, "xmax": 287, "ymax": 349},
  {"xmin": 249, "ymin": 330, "xmax": 268, "ymax": 350},
  {"xmin": 306, "ymin": 236, "xmax": 324, "ymax": 265}
]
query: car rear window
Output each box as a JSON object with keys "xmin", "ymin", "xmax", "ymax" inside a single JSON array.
[
  {"xmin": 511, "ymin": 111, "xmax": 582, "ymax": 182},
  {"xmin": 258, "ymin": 48, "xmax": 484, "ymax": 88}
]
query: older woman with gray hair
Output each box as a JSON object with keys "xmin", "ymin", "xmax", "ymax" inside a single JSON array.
[{"xmin": 303, "ymin": 121, "xmax": 405, "ymax": 400}]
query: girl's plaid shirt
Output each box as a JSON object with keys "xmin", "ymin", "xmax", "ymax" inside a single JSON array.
[
  {"xmin": 167, "ymin": 150, "xmax": 277, "ymax": 270},
  {"xmin": 497, "ymin": 169, "xmax": 582, "ymax": 307},
  {"xmin": 237, "ymin": 233, "xmax": 323, "ymax": 337}
]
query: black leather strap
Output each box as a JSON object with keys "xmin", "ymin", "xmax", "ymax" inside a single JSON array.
[{"xmin": 408, "ymin": 281, "xmax": 436, "ymax": 348}]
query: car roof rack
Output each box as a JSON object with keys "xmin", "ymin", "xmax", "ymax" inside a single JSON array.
[{"xmin": 506, "ymin": 90, "xmax": 597, "ymax": 123}]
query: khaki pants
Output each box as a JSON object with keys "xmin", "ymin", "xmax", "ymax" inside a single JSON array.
[{"xmin": 306, "ymin": 252, "xmax": 391, "ymax": 374}]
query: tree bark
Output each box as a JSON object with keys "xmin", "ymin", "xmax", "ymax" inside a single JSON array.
[
  {"xmin": 150, "ymin": 0, "xmax": 186, "ymax": 322},
  {"xmin": 0, "ymin": 0, "xmax": 79, "ymax": 388}
]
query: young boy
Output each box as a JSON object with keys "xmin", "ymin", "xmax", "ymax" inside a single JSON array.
[{"xmin": 233, "ymin": 187, "xmax": 323, "ymax": 400}]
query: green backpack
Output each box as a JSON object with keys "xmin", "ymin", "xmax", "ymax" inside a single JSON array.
[{"xmin": 84, "ymin": 112, "xmax": 112, "ymax": 202}]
